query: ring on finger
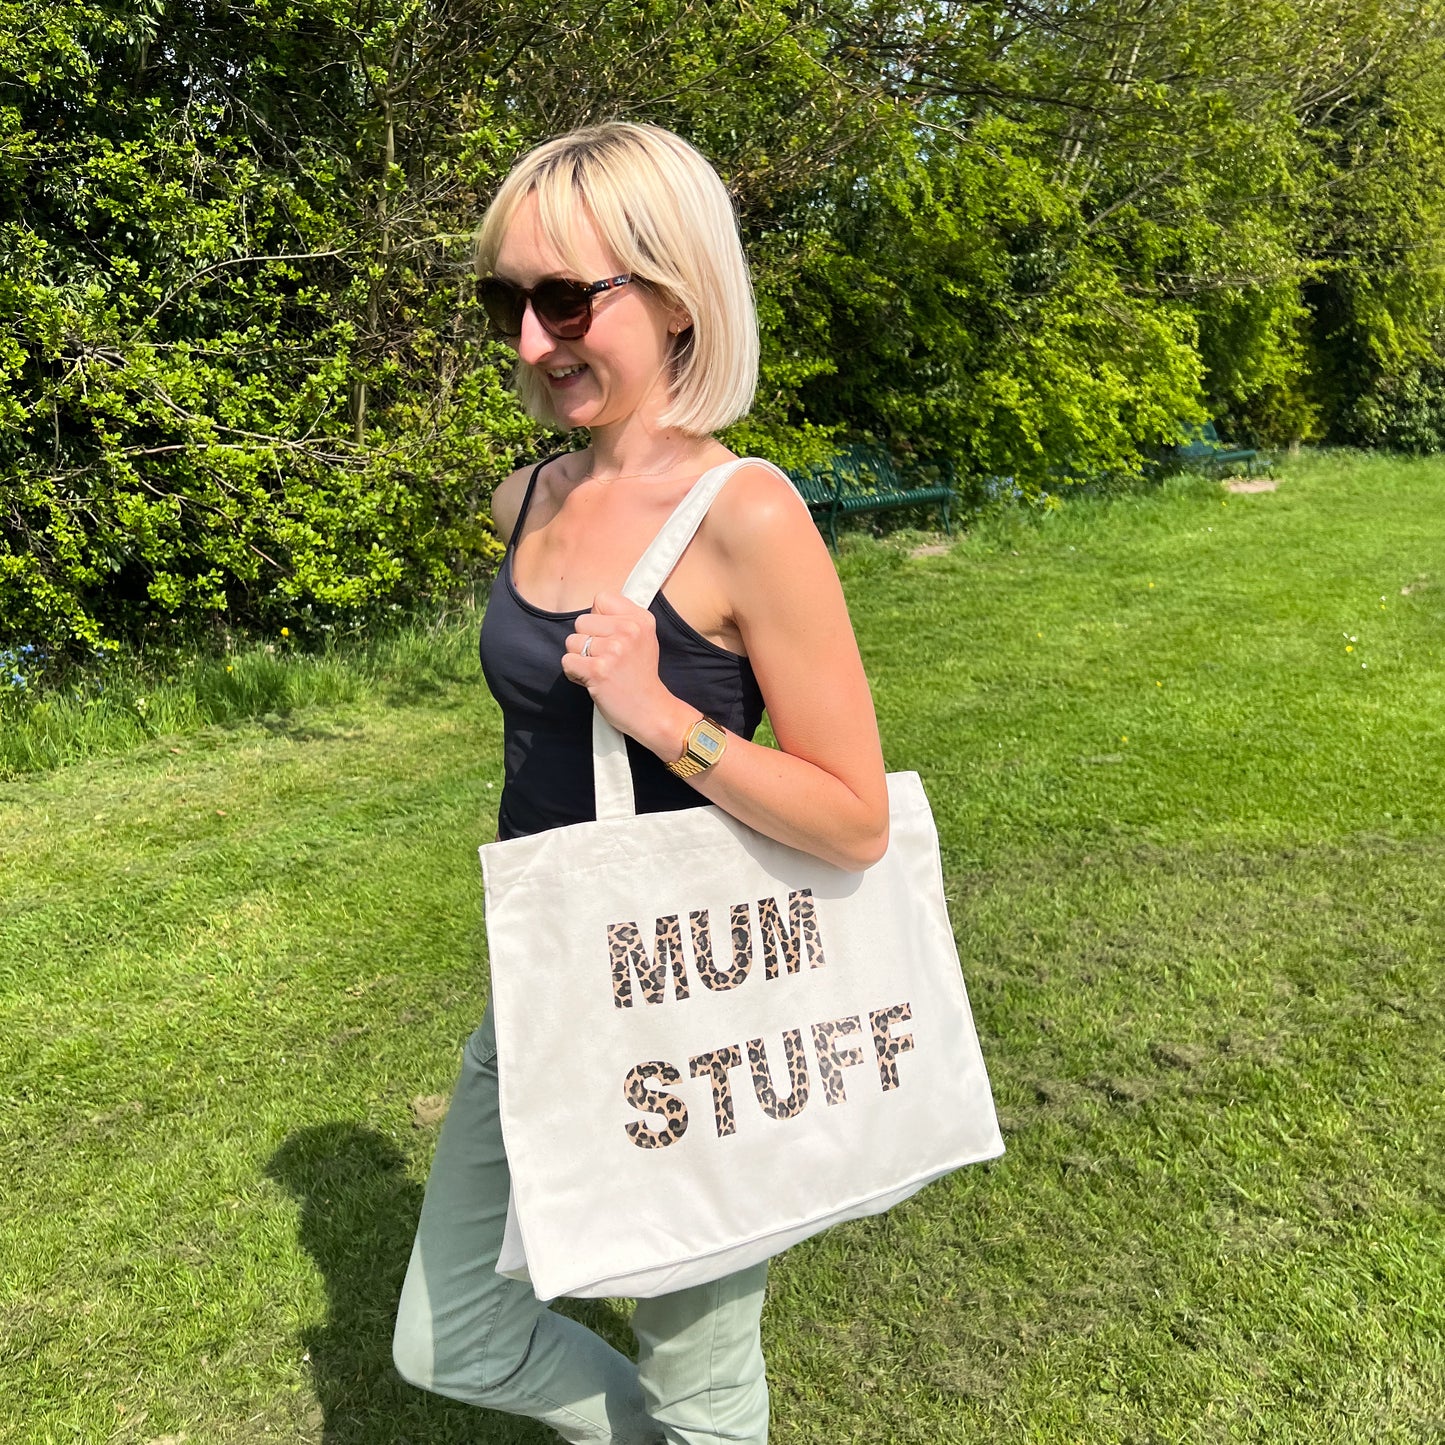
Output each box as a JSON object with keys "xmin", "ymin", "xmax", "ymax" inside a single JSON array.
[{"xmin": 580, "ymin": 636, "xmax": 593, "ymax": 658}]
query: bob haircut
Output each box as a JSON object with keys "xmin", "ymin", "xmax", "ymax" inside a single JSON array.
[{"xmin": 474, "ymin": 122, "xmax": 759, "ymax": 437}]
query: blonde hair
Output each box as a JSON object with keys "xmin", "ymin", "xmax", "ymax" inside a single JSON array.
[{"xmin": 474, "ymin": 122, "xmax": 759, "ymax": 436}]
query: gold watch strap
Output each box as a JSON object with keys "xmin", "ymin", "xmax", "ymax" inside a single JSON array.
[{"xmin": 668, "ymin": 751, "xmax": 709, "ymax": 780}]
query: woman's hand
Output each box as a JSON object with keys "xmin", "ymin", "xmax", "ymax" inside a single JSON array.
[{"xmin": 561, "ymin": 591, "xmax": 694, "ymax": 759}]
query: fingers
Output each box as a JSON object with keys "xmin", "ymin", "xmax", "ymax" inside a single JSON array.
[
  {"xmin": 566, "ymin": 604, "xmax": 654, "ymax": 657},
  {"xmin": 565, "ymin": 623, "xmax": 609, "ymax": 660},
  {"xmin": 561, "ymin": 601, "xmax": 657, "ymax": 688},
  {"xmin": 561, "ymin": 629, "xmax": 592, "ymax": 686},
  {"xmin": 561, "ymin": 615, "xmax": 616, "ymax": 685}
]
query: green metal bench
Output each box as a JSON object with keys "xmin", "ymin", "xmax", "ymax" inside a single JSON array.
[
  {"xmin": 788, "ymin": 445, "xmax": 954, "ymax": 550},
  {"xmin": 1175, "ymin": 421, "xmax": 1263, "ymax": 477}
]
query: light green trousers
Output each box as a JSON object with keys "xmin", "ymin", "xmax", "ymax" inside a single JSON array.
[{"xmin": 392, "ymin": 1009, "xmax": 771, "ymax": 1443}]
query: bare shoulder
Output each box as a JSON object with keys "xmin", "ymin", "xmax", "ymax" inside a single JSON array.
[
  {"xmin": 705, "ymin": 460, "xmax": 822, "ymax": 561},
  {"xmin": 705, "ymin": 459, "xmax": 820, "ymax": 549},
  {"xmin": 490, "ymin": 461, "xmax": 542, "ymax": 547}
]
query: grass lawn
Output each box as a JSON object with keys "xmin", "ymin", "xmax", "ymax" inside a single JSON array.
[{"xmin": 2, "ymin": 450, "xmax": 1442, "ymax": 1443}]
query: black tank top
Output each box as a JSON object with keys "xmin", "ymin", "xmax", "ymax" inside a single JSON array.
[{"xmin": 480, "ymin": 455, "xmax": 766, "ymax": 840}]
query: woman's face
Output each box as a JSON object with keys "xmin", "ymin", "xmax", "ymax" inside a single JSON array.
[{"xmin": 492, "ymin": 190, "xmax": 684, "ymax": 434}]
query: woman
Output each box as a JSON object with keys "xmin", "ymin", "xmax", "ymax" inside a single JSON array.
[{"xmin": 392, "ymin": 121, "xmax": 889, "ymax": 1445}]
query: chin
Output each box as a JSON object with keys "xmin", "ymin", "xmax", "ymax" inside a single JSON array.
[{"xmin": 545, "ymin": 395, "xmax": 600, "ymax": 429}]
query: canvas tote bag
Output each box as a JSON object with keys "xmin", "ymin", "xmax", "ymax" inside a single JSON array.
[{"xmin": 479, "ymin": 457, "xmax": 1003, "ymax": 1301}]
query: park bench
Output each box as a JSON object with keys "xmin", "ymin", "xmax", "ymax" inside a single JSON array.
[
  {"xmin": 788, "ymin": 445, "xmax": 954, "ymax": 550},
  {"xmin": 1175, "ymin": 421, "xmax": 1263, "ymax": 477}
]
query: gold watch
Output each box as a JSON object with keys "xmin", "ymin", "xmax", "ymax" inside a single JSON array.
[{"xmin": 666, "ymin": 715, "xmax": 728, "ymax": 779}]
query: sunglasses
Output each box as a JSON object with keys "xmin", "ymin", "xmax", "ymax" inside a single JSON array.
[{"xmin": 478, "ymin": 273, "xmax": 634, "ymax": 340}]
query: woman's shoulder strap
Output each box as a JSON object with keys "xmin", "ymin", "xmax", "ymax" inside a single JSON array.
[{"xmin": 508, "ymin": 451, "xmax": 570, "ymax": 549}]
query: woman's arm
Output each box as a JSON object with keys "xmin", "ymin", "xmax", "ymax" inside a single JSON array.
[{"xmin": 563, "ymin": 465, "xmax": 890, "ymax": 871}]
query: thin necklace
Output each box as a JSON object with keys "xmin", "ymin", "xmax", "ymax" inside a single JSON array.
[{"xmin": 575, "ymin": 451, "xmax": 715, "ymax": 486}]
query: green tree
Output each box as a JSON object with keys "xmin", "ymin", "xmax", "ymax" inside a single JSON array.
[{"xmin": 9, "ymin": 0, "xmax": 1445, "ymax": 655}]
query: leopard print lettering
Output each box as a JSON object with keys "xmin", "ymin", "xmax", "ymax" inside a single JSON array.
[
  {"xmin": 795, "ymin": 890, "xmax": 827, "ymax": 972},
  {"xmin": 692, "ymin": 905, "xmax": 753, "ymax": 992},
  {"xmin": 623, "ymin": 1060, "xmax": 689, "ymax": 1149},
  {"xmin": 688, "ymin": 1044, "xmax": 745, "ymax": 1137},
  {"xmin": 757, "ymin": 889, "xmax": 827, "ymax": 978},
  {"xmin": 756, "ymin": 895, "xmax": 795, "ymax": 980},
  {"xmin": 608, "ymin": 915, "xmax": 690, "ymax": 1009},
  {"xmin": 869, "ymin": 1002, "xmax": 915, "ymax": 1091},
  {"xmin": 810, "ymin": 1015, "xmax": 865, "ymax": 1105},
  {"xmin": 730, "ymin": 903, "xmax": 753, "ymax": 981},
  {"xmin": 746, "ymin": 1030, "xmax": 810, "ymax": 1120},
  {"xmin": 688, "ymin": 909, "xmax": 713, "ymax": 983}
]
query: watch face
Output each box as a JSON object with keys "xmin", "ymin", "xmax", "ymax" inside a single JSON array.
[{"xmin": 683, "ymin": 720, "xmax": 726, "ymax": 771}]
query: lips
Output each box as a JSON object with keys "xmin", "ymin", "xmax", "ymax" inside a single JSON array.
[{"xmin": 546, "ymin": 364, "xmax": 588, "ymax": 381}]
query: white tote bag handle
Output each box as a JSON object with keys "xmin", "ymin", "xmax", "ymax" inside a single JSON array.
[{"xmin": 589, "ymin": 457, "xmax": 795, "ymax": 822}]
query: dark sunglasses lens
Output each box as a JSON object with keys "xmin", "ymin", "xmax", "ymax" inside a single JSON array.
[
  {"xmin": 531, "ymin": 280, "xmax": 593, "ymax": 338},
  {"xmin": 479, "ymin": 279, "xmax": 526, "ymax": 336}
]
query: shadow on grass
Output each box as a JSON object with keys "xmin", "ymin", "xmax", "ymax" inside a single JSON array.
[
  {"xmin": 253, "ymin": 713, "xmax": 371, "ymax": 743},
  {"xmin": 267, "ymin": 1123, "xmax": 550, "ymax": 1444},
  {"xmin": 381, "ymin": 675, "xmax": 448, "ymax": 707}
]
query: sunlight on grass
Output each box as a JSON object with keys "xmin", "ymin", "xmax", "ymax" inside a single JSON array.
[{"xmin": 1, "ymin": 452, "xmax": 1442, "ymax": 1443}]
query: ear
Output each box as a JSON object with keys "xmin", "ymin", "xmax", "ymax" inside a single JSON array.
[{"xmin": 668, "ymin": 311, "xmax": 693, "ymax": 336}]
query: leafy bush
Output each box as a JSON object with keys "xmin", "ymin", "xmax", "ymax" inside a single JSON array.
[
  {"xmin": 1345, "ymin": 362, "xmax": 1445, "ymax": 453},
  {"xmin": 7, "ymin": 0, "xmax": 1445, "ymax": 659}
]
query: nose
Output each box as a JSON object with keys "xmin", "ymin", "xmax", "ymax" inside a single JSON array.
[{"xmin": 515, "ymin": 300, "xmax": 559, "ymax": 366}]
